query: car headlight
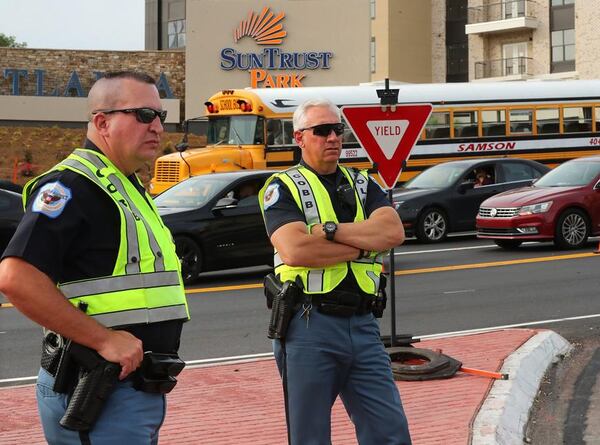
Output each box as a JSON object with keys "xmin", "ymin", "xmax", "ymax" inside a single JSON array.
[{"xmin": 518, "ymin": 201, "xmax": 553, "ymax": 216}]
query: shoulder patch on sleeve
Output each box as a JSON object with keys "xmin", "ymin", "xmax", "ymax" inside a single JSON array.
[
  {"xmin": 32, "ymin": 181, "xmax": 72, "ymax": 218},
  {"xmin": 263, "ymin": 182, "xmax": 280, "ymax": 210}
]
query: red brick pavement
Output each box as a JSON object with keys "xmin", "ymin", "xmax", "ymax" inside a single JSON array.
[{"xmin": 0, "ymin": 329, "xmax": 535, "ymax": 444}]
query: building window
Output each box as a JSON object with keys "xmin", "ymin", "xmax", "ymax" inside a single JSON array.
[
  {"xmin": 168, "ymin": 19, "xmax": 186, "ymax": 49},
  {"xmin": 370, "ymin": 37, "xmax": 376, "ymax": 73},
  {"xmin": 502, "ymin": 42, "xmax": 528, "ymax": 76},
  {"xmin": 502, "ymin": 0, "xmax": 525, "ymax": 19},
  {"xmin": 551, "ymin": 0, "xmax": 575, "ymax": 72},
  {"xmin": 370, "ymin": 0, "xmax": 376, "ymax": 19},
  {"xmin": 552, "ymin": 29, "xmax": 575, "ymax": 64}
]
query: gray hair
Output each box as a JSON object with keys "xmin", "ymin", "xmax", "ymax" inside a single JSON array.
[{"xmin": 292, "ymin": 98, "xmax": 341, "ymax": 131}]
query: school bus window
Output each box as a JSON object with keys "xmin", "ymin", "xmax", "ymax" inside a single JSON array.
[
  {"xmin": 510, "ymin": 109, "xmax": 533, "ymax": 134},
  {"xmin": 207, "ymin": 115, "xmax": 262, "ymax": 145},
  {"xmin": 255, "ymin": 118, "xmax": 265, "ymax": 145},
  {"xmin": 425, "ymin": 112, "xmax": 450, "ymax": 139},
  {"xmin": 595, "ymin": 107, "xmax": 600, "ymax": 132},
  {"xmin": 536, "ymin": 108, "xmax": 559, "ymax": 134},
  {"xmin": 481, "ymin": 109, "xmax": 506, "ymax": 137},
  {"xmin": 282, "ymin": 120, "xmax": 295, "ymax": 145},
  {"xmin": 341, "ymin": 117, "xmax": 357, "ymax": 144},
  {"xmin": 563, "ymin": 106, "xmax": 592, "ymax": 133},
  {"xmin": 454, "ymin": 110, "xmax": 478, "ymax": 138},
  {"xmin": 267, "ymin": 119, "xmax": 284, "ymax": 145}
]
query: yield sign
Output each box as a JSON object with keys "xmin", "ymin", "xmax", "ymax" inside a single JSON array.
[{"xmin": 341, "ymin": 104, "xmax": 433, "ymax": 189}]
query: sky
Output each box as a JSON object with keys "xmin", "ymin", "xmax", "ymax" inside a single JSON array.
[{"xmin": 0, "ymin": 0, "xmax": 145, "ymax": 51}]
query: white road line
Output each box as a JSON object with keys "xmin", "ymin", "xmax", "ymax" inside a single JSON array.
[
  {"xmin": 395, "ymin": 245, "xmax": 496, "ymax": 255},
  {"xmin": 443, "ymin": 289, "xmax": 475, "ymax": 294},
  {"xmin": 394, "ymin": 241, "xmax": 542, "ymax": 256},
  {"xmin": 4, "ymin": 312, "xmax": 600, "ymax": 385}
]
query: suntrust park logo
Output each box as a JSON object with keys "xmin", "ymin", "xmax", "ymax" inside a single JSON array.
[{"xmin": 220, "ymin": 7, "xmax": 333, "ymax": 88}]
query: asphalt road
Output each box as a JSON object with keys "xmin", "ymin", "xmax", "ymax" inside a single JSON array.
[{"xmin": 2, "ymin": 235, "xmax": 599, "ymax": 385}]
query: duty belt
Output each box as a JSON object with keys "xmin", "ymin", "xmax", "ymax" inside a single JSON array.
[{"xmin": 304, "ymin": 290, "xmax": 375, "ymax": 317}]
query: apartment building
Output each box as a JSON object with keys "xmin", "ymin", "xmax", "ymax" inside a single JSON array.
[{"xmin": 467, "ymin": 0, "xmax": 600, "ymax": 81}]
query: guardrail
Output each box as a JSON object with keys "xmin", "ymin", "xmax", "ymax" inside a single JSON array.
[
  {"xmin": 468, "ymin": 0, "xmax": 536, "ymax": 24},
  {"xmin": 475, "ymin": 56, "xmax": 532, "ymax": 79}
]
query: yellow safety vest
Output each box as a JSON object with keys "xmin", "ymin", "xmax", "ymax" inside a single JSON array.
[
  {"xmin": 24, "ymin": 148, "xmax": 189, "ymax": 327},
  {"xmin": 260, "ymin": 165, "xmax": 383, "ymax": 295}
]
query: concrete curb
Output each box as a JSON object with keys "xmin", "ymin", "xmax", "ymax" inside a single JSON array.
[{"xmin": 471, "ymin": 330, "xmax": 572, "ymax": 445}]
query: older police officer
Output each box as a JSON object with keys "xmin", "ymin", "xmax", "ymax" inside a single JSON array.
[
  {"xmin": 259, "ymin": 98, "xmax": 411, "ymax": 444},
  {"xmin": 0, "ymin": 71, "xmax": 189, "ymax": 444}
]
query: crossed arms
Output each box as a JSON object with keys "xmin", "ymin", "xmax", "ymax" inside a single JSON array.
[{"xmin": 270, "ymin": 206, "xmax": 404, "ymax": 268}]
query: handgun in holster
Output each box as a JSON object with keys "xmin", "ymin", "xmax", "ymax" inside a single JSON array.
[
  {"xmin": 52, "ymin": 340, "xmax": 121, "ymax": 431},
  {"xmin": 372, "ymin": 274, "xmax": 388, "ymax": 318},
  {"xmin": 131, "ymin": 351, "xmax": 186, "ymax": 394},
  {"xmin": 264, "ymin": 273, "xmax": 302, "ymax": 340}
]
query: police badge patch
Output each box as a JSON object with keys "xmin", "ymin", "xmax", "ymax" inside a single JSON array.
[
  {"xmin": 263, "ymin": 183, "xmax": 280, "ymax": 210},
  {"xmin": 32, "ymin": 181, "xmax": 72, "ymax": 218}
]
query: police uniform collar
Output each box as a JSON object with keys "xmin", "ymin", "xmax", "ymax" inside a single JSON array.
[
  {"xmin": 83, "ymin": 138, "xmax": 103, "ymax": 153},
  {"xmin": 82, "ymin": 139, "xmax": 140, "ymax": 184},
  {"xmin": 299, "ymin": 160, "xmax": 341, "ymax": 180}
]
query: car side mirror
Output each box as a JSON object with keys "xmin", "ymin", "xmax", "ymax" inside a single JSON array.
[{"xmin": 213, "ymin": 197, "xmax": 238, "ymax": 210}]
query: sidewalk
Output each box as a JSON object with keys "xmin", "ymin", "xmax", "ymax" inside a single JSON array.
[{"xmin": 0, "ymin": 329, "xmax": 571, "ymax": 445}]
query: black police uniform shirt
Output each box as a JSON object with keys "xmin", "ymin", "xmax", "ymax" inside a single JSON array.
[
  {"xmin": 262, "ymin": 161, "xmax": 390, "ymax": 294},
  {"xmin": 2, "ymin": 140, "xmax": 182, "ymax": 353}
]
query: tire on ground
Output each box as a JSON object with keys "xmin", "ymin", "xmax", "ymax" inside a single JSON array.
[{"xmin": 416, "ymin": 208, "xmax": 448, "ymax": 243}]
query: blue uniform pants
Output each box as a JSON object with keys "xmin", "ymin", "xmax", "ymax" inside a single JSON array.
[
  {"xmin": 274, "ymin": 309, "xmax": 412, "ymax": 445},
  {"xmin": 36, "ymin": 367, "xmax": 166, "ymax": 444}
]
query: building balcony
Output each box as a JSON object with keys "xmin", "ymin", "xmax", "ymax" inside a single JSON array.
[
  {"xmin": 474, "ymin": 57, "xmax": 533, "ymax": 80},
  {"xmin": 466, "ymin": 0, "xmax": 538, "ymax": 35}
]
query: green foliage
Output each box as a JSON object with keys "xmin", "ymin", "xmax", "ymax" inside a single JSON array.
[{"xmin": 0, "ymin": 33, "xmax": 27, "ymax": 48}]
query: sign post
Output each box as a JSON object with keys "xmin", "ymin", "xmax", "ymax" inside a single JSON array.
[{"xmin": 341, "ymin": 79, "xmax": 432, "ymax": 346}]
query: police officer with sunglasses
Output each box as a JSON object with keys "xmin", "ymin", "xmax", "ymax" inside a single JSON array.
[
  {"xmin": 259, "ymin": 99, "xmax": 411, "ymax": 444},
  {"xmin": 0, "ymin": 71, "xmax": 189, "ymax": 444}
]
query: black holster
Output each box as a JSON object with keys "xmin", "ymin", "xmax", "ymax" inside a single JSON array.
[
  {"xmin": 53, "ymin": 341, "xmax": 121, "ymax": 432},
  {"xmin": 372, "ymin": 274, "xmax": 387, "ymax": 318},
  {"xmin": 131, "ymin": 352, "xmax": 185, "ymax": 394},
  {"xmin": 264, "ymin": 273, "xmax": 302, "ymax": 340}
]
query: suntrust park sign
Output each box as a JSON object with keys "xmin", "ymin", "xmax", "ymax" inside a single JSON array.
[{"xmin": 219, "ymin": 7, "xmax": 333, "ymax": 88}]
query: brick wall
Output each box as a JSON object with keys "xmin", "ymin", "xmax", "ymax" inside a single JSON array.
[{"xmin": 0, "ymin": 48, "xmax": 185, "ymax": 99}]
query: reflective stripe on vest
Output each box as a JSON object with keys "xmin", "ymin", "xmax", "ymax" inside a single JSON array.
[
  {"xmin": 262, "ymin": 165, "xmax": 381, "ymax": 295},
  {"xmin": 24, "ymin": 149, "xmax": 189, "ymax": 327}
]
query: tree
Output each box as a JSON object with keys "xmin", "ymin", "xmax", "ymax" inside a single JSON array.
[{"xmin": 0, "ymin": 33, "xmax": 27, "ymax": 48}]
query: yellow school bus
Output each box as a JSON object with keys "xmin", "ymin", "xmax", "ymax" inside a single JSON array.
[{"xmin": 150, "ymin": 80, "xmax": 600, "ymax": 194}]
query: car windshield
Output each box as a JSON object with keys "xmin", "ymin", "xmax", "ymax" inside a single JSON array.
[
  {"xmin": 154, "ymin": 175, "xmax": 232, "ymax": 208},
  {"xmin": 207, "ymin": 115, "xmax": 263, "ymax": 145},
  {"xmin": 535, "ymin": 161, "xmax": 600, "ymax": 187},
  {"xmin": 403, "ymin": 164, "xmax": 466, "ymax": 189}
]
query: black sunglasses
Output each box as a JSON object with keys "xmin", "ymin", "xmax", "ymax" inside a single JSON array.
[
  {"xmin": 93, "ymin": 107, "xmax": 167, "ymax": 124},
  {"xmin": 301, "ymin": 123, "xmax": 345, "ymax": 137}
]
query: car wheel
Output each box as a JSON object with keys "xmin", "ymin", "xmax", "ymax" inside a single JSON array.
[
  {"xmin": 494, "ymin": 239, "xmax": 522, "ymax": 249},
  {"xmin": 174, "ymin": 236, "xmax": 202, "ymax": 285},
  {"xmin": 416, "ymin": 208, "xmax": 448, "ymax": 243},
  {"xmin": 554, "ymin": 209, "xmax": 589, "ymax": 249}
]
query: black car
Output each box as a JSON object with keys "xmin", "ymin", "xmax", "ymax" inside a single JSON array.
[
  {"xmin": 155, "ymin": 171, "xmax": 274, "ymax": 284},
  {"xmin": 392, "ymin": 158, "xmax": 550, "ymax": 242},
  {"xmin": 0, "ymin": 188, "xmax": 24, "ymax": 254}
]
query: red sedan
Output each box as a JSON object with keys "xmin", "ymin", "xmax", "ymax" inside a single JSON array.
[{"xmin": 476, "ymin": 155, "xmax": 600, "ymax": 249}]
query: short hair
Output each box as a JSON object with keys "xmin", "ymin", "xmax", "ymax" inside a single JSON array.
[
  {"xmin": 292, "ymin": 98, "xmax": 341, "ymax": 131},
  {"xmin": 87, "ymin": 71, "xmax": 157, "ymax": 118},
  {"xmin": 97, "ymin": 71, "xmax": 156, "ymax": 85}
]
